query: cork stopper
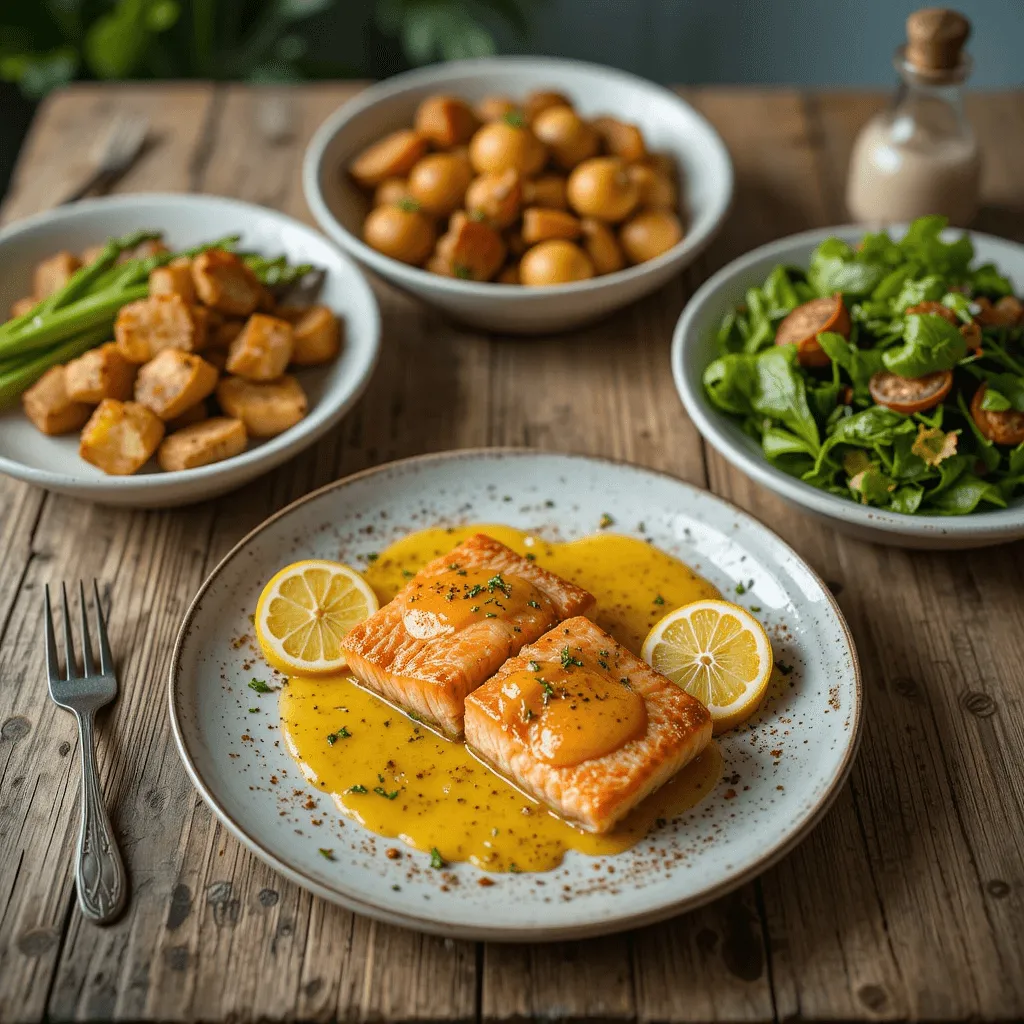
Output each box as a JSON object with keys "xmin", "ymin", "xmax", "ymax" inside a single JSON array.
[{"xmin": 905, "ymin": 8, "xmax": 971, "ymax": 78}]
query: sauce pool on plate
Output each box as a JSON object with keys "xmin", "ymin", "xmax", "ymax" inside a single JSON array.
[{"xmin": 279, "ymin": 524, "xmax": 722, "ymax": 872}]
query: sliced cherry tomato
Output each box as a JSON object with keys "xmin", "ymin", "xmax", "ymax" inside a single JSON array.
[
  {"xmin": 869, "ymin": 370, "xmax": 953, "ymax": 414},
  {"xmin": 960, "ymin": 319, "xmax": 983, "ymax": 352},
  {"xmin": 905, "ymin": 300, "xmax": 958, "ymax": 325},
  {"xmin": 775, "ymin": 294, "xmax": 849, "ymax": 368},
  {"xmin": 971, "ymin": 383, "xmax": 1024, "ymax": 445}
]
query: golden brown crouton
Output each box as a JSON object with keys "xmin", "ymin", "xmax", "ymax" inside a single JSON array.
[
  {"xmin": 65, "ymin": 342, "xmax": 136, "ymax": 404},
  {"xmin": 226, "ymin": 314, "xmax": 294, "ymax": 380},
  {"xmin": 216, "ymin": 374, "xmax": 307, "ymax": 437},
  {"xmin": 166, "ymin": 401, "xmax": 209, "ymax": 431},
  {"xmin": 157, "ymin": 417, "xmax": 247, "ymax": 472},
  {"xmin": 134, "ymin": 349, "xmax": 219, "ymax": 421},
  {"xmin": 191, "ymin": 249, "xmax": 263, "ymax": 317},
  {"xmin": 149, "ymin": 258, "xmax": 196, "ymax": 303},
  {"xmin": 22, "ymin": 366, "xmax": 93, "ymax": 436},
  {"xmin": 288, "ymin": 306, "xmax": 341, "ymax": 366},
  {"xmin": 34, "ymin": 251, "xmax": 81, "ymax": 299},
  {"xmin": 115, "ymin": 294, "xmax": 208, "ymax": 363},
  {"xmin": 79, "ymin": 400, "xmax": 165, "ymax": 475},
  {"xmin": 9, "ymin": 296, "xmax": 37, "ymax": 320}
]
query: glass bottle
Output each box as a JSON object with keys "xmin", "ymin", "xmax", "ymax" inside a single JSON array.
[{"xmin": 846, "ymin": 8, "xmax": 980, "ymax": 227}]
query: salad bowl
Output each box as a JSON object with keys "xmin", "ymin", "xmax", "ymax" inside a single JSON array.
[{"xmin": 673, "ymin": 223, "xmax": 1024, "ymax": 549}]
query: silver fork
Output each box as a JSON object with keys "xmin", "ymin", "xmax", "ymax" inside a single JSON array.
[
  {"xmin": 61, "ymin": 114, "xmax": 149, "ymax": 204},
  {"xmin": 44, "ymin": 582, "xmax": 127, "ymax": 924}
]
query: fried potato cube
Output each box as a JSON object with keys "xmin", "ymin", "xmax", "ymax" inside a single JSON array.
[
  {"xmin": 166, "ymin": 401, "xmax": 209, "ymax": 431},
  {"xmin": 216, "ymin": 374, "xmax": 307, "ymax": 437},
  {"xmin": 149, "ymin": 258, "xmax": 196, "ymax": 303},
  {"xmin": 79, "ymin": 400, "xmax": 165, "ymax": 475},
  {"xmin": 65, "ymin": 342, "xmax": 137, "ymax": 403},
  {"xmin": 191, "ymin": 249, "xmax": 263, "ymax": 317},
  {"xmin": 134, "ymin": 349, "xmax": 219, "ymax": 421},
  {"xmin": 115, "ymin": 294, "xmax": 208, "ymax": 363},
  {"xmin": 9, "ymin": 296, "xmax": 37, "ymax": 320},
  {"xmin": 433, "ymin": 212, "xmax": 506, "ymax": 281},
  {"xmin": 157, "ymin": 416, "xmax": 247, "ymax": 472},
  {"xmin": 287, "ymin": 306, "xmax": 341, "ymax": 366},
  {"xmin": 33, "ymin": 251, "xmax": 81, "ymax": 299},
  {"xmin": 22, "ymin": 365, "xmax": 93, "ymax": 436},
  {"xmin": 226, "ymin": 314, "xmax": 294, "ymax": 380}
]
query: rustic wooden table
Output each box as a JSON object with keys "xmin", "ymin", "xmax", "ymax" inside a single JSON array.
[{"xmin": 1, "ymin": 83, "xmax": 1023, "ymax": 1023}]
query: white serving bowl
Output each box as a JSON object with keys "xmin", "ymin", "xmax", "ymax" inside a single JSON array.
[
  {"xmin": 673, "ymin": 224, "xmax": 1024, "ymax": 549},
  {"xmin": 303, "ymin": 56, "xmax": 733, "ymax": 334},
  {"xmin": 0, "ymin": 194, "xmax": 380, "ymax": 508}
]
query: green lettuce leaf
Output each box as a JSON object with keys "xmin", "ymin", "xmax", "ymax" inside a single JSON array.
[{"xmin": 882, "ymin": 313, "xmax": 967, "ymax": 377}]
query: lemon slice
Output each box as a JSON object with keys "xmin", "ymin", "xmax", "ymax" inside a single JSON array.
[
  {"xmin": 255, "ymin": 560, "xmax": 378, "ymax": 675},
  {"xmin": 642, "ymin": 599, "xmax": 773, "ymax": 734}
]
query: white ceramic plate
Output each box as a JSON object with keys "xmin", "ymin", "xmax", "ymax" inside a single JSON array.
[
  {"xmin": 169, "ymin": 450, "xmax": 860, "ymax": 941},
  {"xmin": 673, "ymin": 224, "xmax": 1024, "ymax": 548},
  {"xmin": 304, "ymin": 57, "xmax": 733, "ymax": 333},
  {"xmin": 0, "ymin": 194, "xmax": 380, "ymax": 507}
]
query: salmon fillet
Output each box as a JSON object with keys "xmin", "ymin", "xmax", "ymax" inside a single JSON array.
[
  {"xmin": 341, "ymin": 534, "xmax": 596, "ymax": 738},
  {"xmin": 464, "ymin": 616, "xmax": 712, "ymax": 833}
]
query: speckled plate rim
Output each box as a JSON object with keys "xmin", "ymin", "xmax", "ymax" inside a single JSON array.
[{"xmin": 168, "ymin": 448, "xmax": 863, "ymax": 941}]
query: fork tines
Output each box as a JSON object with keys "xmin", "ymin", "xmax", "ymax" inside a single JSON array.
[{"xmin": 44, "ymin": 581, "xmax": 113, "ymax": 683}]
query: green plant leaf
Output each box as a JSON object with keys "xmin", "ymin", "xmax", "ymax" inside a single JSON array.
[
  {"xmin": 0, "ymin": 47, "xmax": 78, "ymax": 97},
  {"xmin": 882, "ymin": 313, "xmax": 967, "ymax": 377},
  {"xmin": 751, "ymin": 345, "xmax": 820, "ymax": 451}
]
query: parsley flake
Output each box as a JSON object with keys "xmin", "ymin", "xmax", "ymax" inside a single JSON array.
[
  {"xmin": 599, "ymin": 513, "xmax": 614, "ymax": 529},
  {"xmin": 319, "ymin": 848, "xmax": 335, "ymax": 860},
  {"xmin": 430, "ymin": 847, "xmax": 445, "ymax": 869},
  {"xmin": 560, "ymin": 646, "xmax": 584, "ymax": 669},
  {"xmin": 528, "ymin": 661, "xmax": 540, "ymax": 672},
  {"xmin": 348, "ymin": 784, "xmax": 368, "ymax": 794},
  {"xmin": 248, "ymin": 678, "xmax": 273, "ymax": 693},
  {"xmin": 326, "ymin": 726, "xmax": 351, "ymax": 745},
  {"xmin": 527, "ymin": 599, "xmax": 541, "ymax": 609},
  {"xmin": 653, "ymin": 594, "xmax": 665, "ymax": 605},
  {"xmin": 374, "ymin": 786, "xmax": 400, "ymax": 800},
  {"xmin": 248, "ymin": 707, "xmax": 259, "ymax": 713},
  {"xmin": 487, "ymin": 573, "xmax": 512, "ymax": 597}
]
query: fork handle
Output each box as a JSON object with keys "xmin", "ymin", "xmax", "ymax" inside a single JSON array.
[{"xmin": 74, "ymin": 710, "xmax": 127, "ymax": 924}]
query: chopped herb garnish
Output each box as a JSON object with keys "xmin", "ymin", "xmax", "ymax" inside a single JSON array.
[
  {"xmin": 468, "ymin": 208, "xmax": 488, "ymax": 222},
  {"xmin": 452, "ymin": 262, "xmax": 473, "ymax": 279},
  {"xmin": 396, "ymin": 196, "xmax": 420, "ymax": 212},
  {"xmin": 366, "ymin": 552, "xmax": 378, "ymax": 562},
  {"xmin": 521, "ymin": 706, "xmax": 534, "ymax": 721},
  {"xmin": 348, "ymin": 784, "xmax": 368, "ymax": 794},
  {"xmin": 430, "ymin": 847, "xmax": 445, "ymax": 869},
  {"xmin": 248, "ymin": 707, "xmax": 259, "ymax": 713},
  {"xmin": 653, "ymin": 594, "xmax": 665, "ymax": 605},
  {"xmin": 402, "ymin": 569, "xmax": 415, "ymax": 578},
  {"xmin": 538, "ymin": 679, "xmax": 555, "ymax": 703},
  {"xmin": 470, "ymin": 605, "xmax": 480, "ymax": 612},
  {"xmin": 598, "ymin": 658, "xmax": 609, "ymax": 670},
  {"xmin": 528, "ymin": 661, "xmax": 540, "ymax": 672},
  {"xmin": 560, "ymin": 646, "xmax": 584, "ymax": 669},
  {"xmin": 525, "ymin": 552, "xmax": 536, "ymax": 561},
  {"xmin": 487, "ymin": 573, "xmax": 512, "ymax": 597},
  {"xmin": 485, "ymin": 612, "xmax": 497, "ymax": 618},
  {"xmin": 734, "ymin": 582, "xmax": 746, "ymax": 595},
  {"xmin": 527, "ymin": 599, "xmax": 541, "ymax": 609},
  {"xmin": 374, "ymin": 786, "xmax": 400, "ymax": 800},
  {"xmin": 777, "ymin": 662, "xmax": 793, "ymax": 676},
  {"xmin": 620, "ymin": 677, "xmax": 631, "ymax": 687},
  {"xmin": 599, "ymin": 649, "xmax": 609, "ymax": 657},
  {"xmin": 466, "ymin": 584, "xmax": 484, "ymax": 598},
  {"xmin": 326, "ymin": 726, "xmax": 351, "ymax": 745},
  {"xmin": 502, "ymin": 109, "xmax": 525, "ymax": 128},
  {"xmin": 509, "ymin": 862, "xmax": 521, "ymax": 873},
  {"xmin": 599, "ymin": 513, "xmax": 614, "ymax": 529},
  {"xmin": 248, "ymin": 678, "xmax": 273, "ymax": 693},
  {"xmin": 750, "ymin": 605, "xmax": 762, "ymax": 612},
  {"xmin": 319, "ymin": 848, "xmax": 334, "ymax": 860},
  {"xmin": 407, "ymin": 711, "xmax": 422, "ymax": 722}
]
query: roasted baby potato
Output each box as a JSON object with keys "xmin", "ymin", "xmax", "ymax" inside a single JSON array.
[
  {"xmin": 408, "ymin": 152, "xmax": 474, "ymax": 217},
  {"xmin": 567, "ymin": 157, "xmax": 639, "ymax": 222},
  {"xmin": 149, "ymin": 258, "xmax": 196, "ymax": 303},
  {"xmin": 191, "ymin": 249, "xmax": 263, "ymax": 317},
  {"xmin": 519, "ymin": 240, "xmax": 595, "ymax": 286},
  {"xmin": 287, "ymin": 305, "xmax": 341, "ymax": 366},
  {"xmin": 521, "ymin": 207, "xmax": 582, "ymax": 245},
  {"xmin": 22, "ymin": 365, "xmax": 93, "ymax": 436},
  {"xmin": 592, "ymin": 116, "xmax": 647, "ymax": 163},
  {"xmin": 363, "ymin": 204, "xmax": 436, "ymax": 265},
  {"xmin": 157, "ymin": 416, "xmax": 247, "ymax": 472},
  {"xmin": 350, "ymin": 130, "xmax": 428, "ymax": 188},
  {"xmin": 79, "ymin": 399, "xmax": 165, "ymax": 475},
  {"xmin": 414, "ymin": 95, "xmax": 479, "ymax": 148},
  {"xmin": 226, "ymin": 313, "xmax": 294, "ymax": 380},
  {"xmin": 34, "ymin": 251, "xmax": 81, "ymax": 299},
  {"xmin": 620, "ymin": 209, "xmax": 684, "ymax": 263},
  {"xmin": 627, "ymin": 161, "xmax": 678, "ymax": 210},
  {"xmin": 65, "ymin": 342, "xmax": 137, "ymax": 403},
  {"xmin": 464, "ymin": 170, "xmax": 523, "ymax": 229},
  {"xmin": 469, "ymin": 118, "xmax": 546, "ymax": 177},
  {"xmin": 524, "ymin": 90, "xmax": 572, "ymax": 123},
  {"xmin": 216, "ymin": 374, "xmax": 307, "ymax": 437},
  {"xmin": 433, "ymin": 212, "xmax": 506, "ymax": 281},
  {"xmin": 532, "ymin": 106, "xmax": 599, "ymax": 170},
  {"xmin": 580, "ymin": 218, "xmax": 626, "ymax": 275},
  {"xmin": 114, "ymin": 294, "xmax": 208, "ymax": 362},
  {"xmin": 134, "ymin": 349, "xmax": 219, "ymax": 421},
  {"xmin": 522, "ymin": 175, "xmax": 568, "ymax": 210},
  {"xmin": 374, "ymin": 177, "xmax": 411, "ymax": 207},
  {"xmin": 475, "ymin": 95, "xmax": 519, "ymax": 122}
]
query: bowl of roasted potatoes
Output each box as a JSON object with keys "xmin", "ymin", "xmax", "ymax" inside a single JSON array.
[
  {"xmin": 304, "ymin": 57, "xmax": 733, "ymax": 333},
  {"xmin": 0, "ymin": 193, "xmax": 380, "ymax": 507}
]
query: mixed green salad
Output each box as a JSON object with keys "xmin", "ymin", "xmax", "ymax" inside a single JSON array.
[{"xmin": 703, "ymin": 216, "xmax": 1024, "ymax": 516}]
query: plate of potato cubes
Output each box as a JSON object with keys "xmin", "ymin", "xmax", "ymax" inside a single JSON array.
[{"xmin": 0, "ymin": 193, "xmax": 380, "ymax": 507}]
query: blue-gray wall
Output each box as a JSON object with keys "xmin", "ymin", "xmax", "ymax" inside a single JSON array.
[{"xmin": 493, "ymin": 0, "xmax": 1023, "ymax": 87}]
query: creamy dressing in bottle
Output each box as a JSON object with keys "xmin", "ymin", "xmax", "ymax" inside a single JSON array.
[{"xmin": 847, "ymin": 8, "xmax": 980, "ymax": 227}]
